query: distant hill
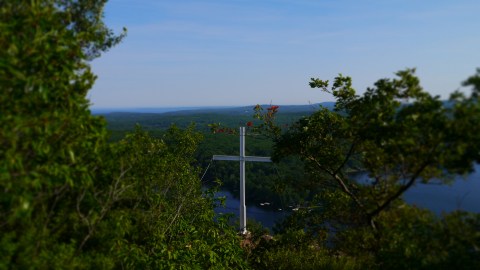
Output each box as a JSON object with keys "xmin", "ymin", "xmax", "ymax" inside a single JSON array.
[
  {"xmin": 96, "ymin": 101, "xmax": 460, "ymax": 133},
  {"xmin": 95, "ymin": 103, "xmax": 336, "ymax": 132},
  {"xmin": 91, "ymin": 106, "xmax": 232, "ymax": 114},
  {"xmin": 92, "ymin": 102, "xmax": 335, "ymax": 116}
]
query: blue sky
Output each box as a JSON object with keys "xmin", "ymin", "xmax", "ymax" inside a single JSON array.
[{"xmin": 89, "ymin": 0, "xmax": 480, "ymax": 108}]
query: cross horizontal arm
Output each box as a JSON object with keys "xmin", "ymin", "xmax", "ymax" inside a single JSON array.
[
  {"xmin": 212, "ymin": 155, "xmax": 239, "ymax": 161},
  {"xmin": 213, "ymin": 155, "xmax": 271, "ymax": 162},
  {"xmin": 245, "ymin": 156, "xmax": 271, "ymax": 162}
]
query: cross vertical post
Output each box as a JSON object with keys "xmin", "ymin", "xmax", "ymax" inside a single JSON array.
[
  {"xmin": 212, "ymin": 127, "xmax": 271, "ymax": 234},
  {"xmin": 239, "ymin": 127, "xmax": 246, "ymax": 234}
]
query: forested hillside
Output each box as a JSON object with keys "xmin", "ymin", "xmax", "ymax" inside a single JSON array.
[
  {"xmin": 102, "ymin": 107, "xmax": 318, "ymax": 209},
  {"xmin": 101, "ymin": 104, "xmax": 325, "ymax": 133}
]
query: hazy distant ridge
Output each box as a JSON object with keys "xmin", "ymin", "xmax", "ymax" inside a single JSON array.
[{"xmin": 91, "ymin": 102, "xmax": 335, "ymax": 116}]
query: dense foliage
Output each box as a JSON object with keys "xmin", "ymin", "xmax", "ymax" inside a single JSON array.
[
  {"xmin": 257, "ymin": 69, "xmax": 480, "ymax": 268},
  {"xmin": 1, "ymin": 0, "xmax": 116, "ymax": 266},
  {"xmin": 0, "ymin": 1, "xmax": 246, "ymax": 268},
  {"xmin": 105, "ymin": 113, "xmax": 311, "ymax": 210},
  {"xmin": 274, "ymin": 69, "xmax": 480, "ymax": 227}
]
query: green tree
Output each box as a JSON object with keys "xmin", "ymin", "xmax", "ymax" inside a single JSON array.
[
  {"xmin": 0, "ymin": 0, "xmax": 126, "ymax": 193},
  {"xmin": 103, "ymin": 126, "xmax": 248, "ymax": 269},
  {"xmin": 0, "ymin": 1, "xmax": 247, "ymax": 268},
  {"xmin": 0, "ymin": 0, "xmax": 125, "ymax": 266},
  {"xmin": 245, "ymin": 69, "xmax": 480, "ymax": 269},
  {"xmin": 273, "ymin": 69, "xmax": 480, "ymax": 230}
]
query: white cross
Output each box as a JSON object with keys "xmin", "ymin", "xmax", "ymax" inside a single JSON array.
[{"xmin": 212, "ymin": 127, "xmax": 271, "ymax": 234}]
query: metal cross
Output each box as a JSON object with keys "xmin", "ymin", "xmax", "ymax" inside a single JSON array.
[{"xmin": 212, "ymin": 127, "xmax": 271, "ymax": 234}]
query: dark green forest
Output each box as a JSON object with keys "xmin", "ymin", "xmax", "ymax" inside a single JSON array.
[
  {"xmin": 103, "ymin": 108, "xmax": 315, "ymax": 210},
  {"xmin": 2, "ymin": 1, "xmax": 480, "ymax": 269}
]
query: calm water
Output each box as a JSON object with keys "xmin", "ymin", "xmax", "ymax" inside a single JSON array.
[
  {"xmin": 215, "ymin": 164, "xmax": 480, "ymax": 229},
  {"xmin": 213, "ymin": 190, "xmax": 288, "ymax": 229},
  {"xmin": 403, "ymin": 163, "xmax": 480, "ymax": 214}
]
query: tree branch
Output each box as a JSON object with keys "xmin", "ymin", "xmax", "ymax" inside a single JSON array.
[
  {"xmin": 367, "ymin": 161, "xmax": 430, "ymax": 221},
  {"xmin": 75, "ymin": 166, "xmax": 131, "ymax": 254},
  {"xmin": 308, "ymin": 156, "xmax": 365, "ymax": 210},
  {"xmin": 334, "ymin": 141, "xmax": 356, "ymax": 175}
]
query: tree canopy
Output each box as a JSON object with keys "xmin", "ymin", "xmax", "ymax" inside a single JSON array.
[
  {"xmin": 0, "ymin": 1, "xmax": 247, "ymax": 268},
  {"xmin": 273, "ymin": 69, "xmax": 480, "ymax": 228}
]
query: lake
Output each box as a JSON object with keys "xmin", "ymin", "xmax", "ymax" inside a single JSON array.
[
  {"xmin": 213, "ymin": 190, "xmax": 289, "ymax": 229},
  {"xmin": 214, "ymin": 164, "xmax": 480, "ymax": 229},
  {"xmin": 403, "ymin": 163, "xmax": 480, "ymax": 214}
]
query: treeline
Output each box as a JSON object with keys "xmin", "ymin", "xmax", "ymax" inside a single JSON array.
[{"xmin": 103, "ymin": 109, "xmax": 313, "ymax": 133}]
